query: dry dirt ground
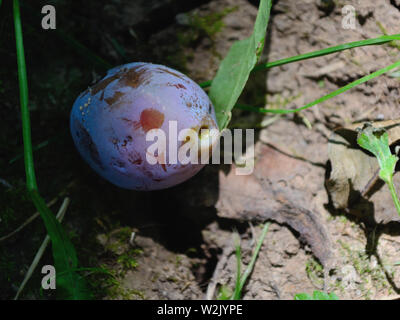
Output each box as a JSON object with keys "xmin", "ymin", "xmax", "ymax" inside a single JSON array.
[
  {"xmin": 3, "ymin": 0, "xmax": 400, "ymax": 300},
  {"xmin": 114, "ymin": 0, "xmax": 400, "ymax": 300}
]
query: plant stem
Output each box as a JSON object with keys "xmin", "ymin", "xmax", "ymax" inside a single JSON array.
[{"xmin": 387, "ymin": 177, "xmax": 400, "ymax": 217}]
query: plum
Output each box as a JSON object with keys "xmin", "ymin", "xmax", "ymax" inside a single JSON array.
[{"xmin": 70, "ymin": 62, "xmax": 219, "ymax": 190}]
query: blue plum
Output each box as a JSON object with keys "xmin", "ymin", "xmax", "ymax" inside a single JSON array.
[{"xmin": 70, "ymin": 62, "xmax": 219, "ymax": 190}]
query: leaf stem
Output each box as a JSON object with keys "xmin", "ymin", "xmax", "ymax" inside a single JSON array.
[{"xmin": 387, "ymin": 177, "xmax": 400, "ymax": 217}]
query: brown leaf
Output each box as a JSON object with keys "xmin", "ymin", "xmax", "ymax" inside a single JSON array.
[{"xmin": 326, "ymin": 119, "xmax": 400, "ymax": 223}]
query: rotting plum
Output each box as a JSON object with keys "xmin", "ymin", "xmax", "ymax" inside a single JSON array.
[{"xmin": 70, "ymin": 62, "xmax": 219, "ymax": 190}]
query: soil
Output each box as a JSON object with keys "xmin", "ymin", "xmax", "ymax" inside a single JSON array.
[{"xmin": 2, "ymin": 0, "xmax": 400, "ymax": 300}]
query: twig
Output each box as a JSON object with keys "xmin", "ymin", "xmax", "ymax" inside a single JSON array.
[
  {"xmin": 205, "ymin": 243, "xmax": 234, "ymax": 300},
  {"xmin": 0, "ymin": 197, "xmax": 58, "ymax": 243},
  {"xmin": 14, "ymin": 197, "xmax": 70, "ymax": 300}
]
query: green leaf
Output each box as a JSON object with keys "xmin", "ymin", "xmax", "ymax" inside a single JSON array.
[
  {"xmin": 356, "ymin": 123, "xmax": 398, "ymax": 183},
  {"xmin": 294, "ymin": 293, "xmax": 313, "ymax": 300},
  {"xmin": 217, "ymin": 285, "xmax": 233, "ymax": 300},
  {"xmin": 295, "ymin": 291, "xmax": 339, "ymax": 300},
  {"xmin": 208, "ymin": 0, "xmax": 272, "ymax": 129},
  {"xmin": 357, "ymin": 123, "xmax": 400, "ymax": 217},
  {"xmin": 313, "ymin": 290, "xmax": 331, "ymax": 300},
  {"xmin": 328, "ymin": 292, "xmax": 339, "ymax": 300}
]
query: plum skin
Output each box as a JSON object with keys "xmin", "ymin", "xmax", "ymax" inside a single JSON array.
[{"xmin": 70, "ymin": 62, "xmax": 218, "ymax": 190}]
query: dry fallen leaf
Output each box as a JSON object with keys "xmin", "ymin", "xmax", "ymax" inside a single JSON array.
[{"xmin": 326, "ymin": 119, "xmax": 400, "ymax": 223}]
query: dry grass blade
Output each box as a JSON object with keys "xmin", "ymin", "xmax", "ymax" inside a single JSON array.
[{"xmin": 14, "ymin": 197, "xmax": 70, "ymax": 300}]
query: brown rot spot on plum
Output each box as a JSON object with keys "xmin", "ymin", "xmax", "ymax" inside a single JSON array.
[
  {"xmin": 129, "ymin": 157, "xmax": 143, "ymax": 165},
  {"xmin": 132, "ymin": 121, "xmax": 141, "ymax": 131},
  {"xmin": 105, "ymin": 91, "xmax": 124, "ymax": 105},
  {"xmin": 91, "ymin": 73, "xmax": 121, "ymax": 95},
  {"xmin": 121, "ymin": 117, "xmax": 134, "ymax": 126},
  {"xmin": 139, "ymin": 108, "xmax": 165, "ymax": 132},
  {"xmin": 74, "ymin": 119, "xmax": 104, "ymax": 169},
  {"xmin": 91, "ymin": 65, "xmax": 149, "ymax": 98},
  {"xmin": 186, "ymin": 102, "xmax": 192, "ymax": 108},
  {"xmin": 121, "ymin": 66, "xmax": 149, "ymax": 88},
  {"xmin": 111, "ymin": 137, "xmax": 120, "ymax": 150},
  {"xmin": 128, "ymin": 151, "xmax": 142, "ymax": 165},
  {"xmin": 167, "ymin": 82, "xmax": 186, "ymax": 90},
  {"xmin": 121, "ymin": 135, "xmax": 133, "ymax": 147},
  {"xmin": 156, "ymin": 68, "xmax": 186, "ymax": 81},
  {"xmin": 121, "ymin": 117, "xmax": 141, "ymax": 131}
]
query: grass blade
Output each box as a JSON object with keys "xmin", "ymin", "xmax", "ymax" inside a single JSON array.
[
  {"xmin": 14, "ymin": 0, "xmax": 37, "ymax": 191},
  {"xmin": 252, "ymin": 34, "xmax": 400, "ymax": 72},
  {"xmin": 208, "ymin": 0, "xmax": 272, "ymax": 129},
  {"xmin": 14, "ymin": 198, "xmax": 70, "ymax": 300},
  {"xmin": 200, "ymin": 34, "xmax": 400, "ymax": 88},
  {"xmin": 238, "ymin": 223, "xmax": 270, "ymax": 292},
  {"xmin": 231, "ymin": 223, "xmax": 270, "ymax": 300},
  {"xmin": 236, "ymin": 59, "xmax": 400, "ymax": 114},
  {"xmin": 13, "ymin": 0, "xmax": 91, "ymax": 299},
  {"xmin": 232, "ymin": 233, "xmax": 242, "ymax": 300}
]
